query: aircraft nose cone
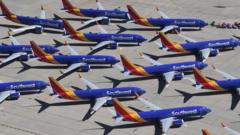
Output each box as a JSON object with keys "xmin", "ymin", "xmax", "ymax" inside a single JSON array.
[
  {"xmin": 138, "ymin": 89, "xmax": 146, "ymax": 95},
  {"xmin": 199, "ymin": 20, "xmax": 208, "ymax": 27},
  {"xmin": 198, "ymin": 62, "xmax": 208, "ymax": 69},
  {"xmin": 201, "ymin": 107, "xmax": 211, "ymax": 115}
]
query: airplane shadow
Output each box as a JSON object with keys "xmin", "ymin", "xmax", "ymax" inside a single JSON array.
[
  {"xmin": 174, "ymin": 89, "xmax": 239, "ymax": 110},
  {"xmin": 92, "ymin": 116, "xmax": 203, "ymax": 135}
]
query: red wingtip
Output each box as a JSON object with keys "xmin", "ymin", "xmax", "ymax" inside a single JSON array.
[{"xmin": 221, "ymin": 122, "xmax": 226, "ymax": 127}]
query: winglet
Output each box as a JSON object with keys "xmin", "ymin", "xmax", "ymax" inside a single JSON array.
[
  {"xmin": 202, "ymin": 129, "xmax": 212, "ymax": 135},
  {"xmin": 41, "ymin": 5, "xmax": 44, "ymax": 10},
  {"xmin": 78, "ymin": 73, "xmax": 83, "ymax": 78},
  {"xmin": 211, "ymin": 64, "xmax": 216, "ymax": 70}
]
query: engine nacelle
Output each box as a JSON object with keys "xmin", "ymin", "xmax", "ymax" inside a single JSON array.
[
  {"xmin": 7, "ymin": 92, "xmax": 20, "ymax": 100},
  {"xmin": 35, "ymin": 26, "xmax": 44, "ymax": 34},
  {"xmin": 105, "ymin": 99, "xmax": 113, "ymax": 106},
  {"xmin": 173, "ymin": 72, "xmax": 184, "ymax": 80},
  {"xmin": 79, "ymin": 64, "xmax": 90, "ymax": 72},
  {"xmin": 172, "ymin": 119, "xmax": 184, "ymax": 127},
  {"xmin": 209, "ymin": 49, "xmax": 219, "ymax": 57},
  {"xmin": 99, "ymin": 17, "xmax": 110, "ymax": 25},
  {"xmin": 19, "ymin": 54, "xmax": 29, "ymax": 61},
  {"xmin": 108, "ymin": 42, "xmax": 118, "ymax": 49}
]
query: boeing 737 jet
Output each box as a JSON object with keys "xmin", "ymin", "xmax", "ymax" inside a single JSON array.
[
  {"xmin": 61, "ymin": 0, "xmax": 130, "ymax": 28},
  {"xmin": 63, "ymin": 19, "xmax": 146, "ymax": 54},
  {"xmin": 0, "ymin": 79, "xmax": 48, "ymax": 103},
  {"xmin": 0, "ymin": 0, "xmax": 64, "ymax": 34},
  {"xmin": 117, "ymin": 52, "xmax": 208, "ymax": 88},
  {"xmin": 192, "ymin": 67, "xmax": 240, "ymax": 110},
  {"xmin": 30, "ymin": 41, "xmax": 119, "ymax": 76},
  {"xmin": 157, "ymin": 32, "xmax": 240, "ymax": 61},
  {"xmin": 126, "ymin": 5, "xmax": 208, "ymax": 33},
  {"xmin": 110, "ymin": 98, "xmax": 211, "ymax": 134},
  {"xmin": 0, "ymin": 32, "xmax": 59, "ymax": 65},
  {"xmin": 48, "ymin": 75, "xmax": 145, "ymax": 120}
]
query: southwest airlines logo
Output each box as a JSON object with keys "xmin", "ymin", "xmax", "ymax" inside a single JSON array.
[
  {"xmin": 10, "ymin": 84, "xmax": 36, "ymax": 90},
  {"xmin": 173, "ymin": 64, "xmax": 195, "ymax": 70},
  {"xmin": 171, "ymin": 109, "xmax": 198, "ymax": 116},
  {"xmin": 208, "ymin": 42, "xmax": 230, "ymax": 47},
  {"xmin": 106, "ymin": 90, "xmax": 132, "ymax": 96}
]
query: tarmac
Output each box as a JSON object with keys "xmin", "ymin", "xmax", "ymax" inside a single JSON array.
[{"xmin": 0, "ymin": 0, "xmax": 239, "ymax": 135}]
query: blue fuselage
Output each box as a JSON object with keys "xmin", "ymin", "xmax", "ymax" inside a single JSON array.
[
  {"xmin": 52, "ymin": 55, "xmax": 119, "ymax": 65},
  {"xmin": 78, "ymin": 9, "xmax": 129, "ymax": 20},
  {"xmin": 138, "ymin": 106, "xmax": 211, "ymax": 121},
  {"xmin": 143, "ymin": 61, "xmax": 207, "ymax": 75},
  {"xmin": 147, "ymin": 18, "xmax": 208, "ymax": 28},
  {"xmin": 216, "ymin": 79, "xmax": 240, "ymax": 90},
  {"xmin": 0, "ymin": 44, "xmax": 59, "ymax": 54},
  {"xmin": 0, "ymin": 80, "xmax": 48, "ymax": 92},
  {"xmin": 72, "ymin": 87, "xmax": 145, "ymax": 99},
  {"xmin": 181, "ymin": 39, "xmax": 240, "ymax": 52},
  {"xmin": 15, "ymin": 16, "xmax": 63, "ymax": 29}
]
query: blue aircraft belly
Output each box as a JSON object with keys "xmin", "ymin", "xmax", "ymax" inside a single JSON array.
[
  {"xmin": 80, "ymin": 9, "xmax": 128, "ymax": 19},
  {"xmin": 0, "ymin": 80, "xmax": 47, "ymax": 92},
  {"xmin": 217, "ymin": 79, "xmax": 240, "ymax": 90},
  {"xmin": 138, "ymin": 106, "xmax": 204, "ymax": 121},
  {"xmin": 17, "ymin": 16, "xmax": 63, "ymax": 29},
  {"xmin": 148, "ymin": 18, "xmax": 201, "ymax": 27},
  {"xmin": 73, "ymin": 87, "xmax": 138, "ymax": 99}
]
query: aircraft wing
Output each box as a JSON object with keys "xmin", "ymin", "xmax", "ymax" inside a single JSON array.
[
  {"xmin": 90, "ymin": 40, "xmax": 116, "ymax": 52},
  {"xmin": 156, "ymin": 8, "xmax": 169, "ymax": 19},
  {"xmin": 78, "ymin": 74, "xmax": 99, "ymax": 89},
  {"xmin": 1, "ymin": 52, "xmax": 27, "ymax": 64},
  {"xmin": 212, "ymin": 66, "xmax": 236, "ymax": 79},
  {"xmin": 0, "ymin": 91, "xmax": 12, "ymax": 103},
  {"xmin": 8, "ymin": 32, "xmax": 20, "ymax": 45},
  {"xmin": 92, "ymin": 96, "xmax": 111, "ymax": 113},
  {"xmin": 96, "ymin": 0, "xmax": 105, "ymax": 10},
  {"xmin": 138, "ymin": 97, "xmax": 161, "ymax": 110},
  {"xmin": 221, "ymin": 123, "xmax": 240, "ymax": 135},
  {"xmin": 10, "ymin": 25, "xmax": 40, "ymax": 33},
  {"xmin": 200, "ymin": 48, "xmax": 211, "ymax": 62},
  {"xmin": 160, "ymin": 117, "xmax": 174, "ymax": 135},
  {"xmin": 80, "ymin": 17, "xmax": 108, "ymax": 28},
  {"xmin": 97, "ymin": 24, "xmax": 108, "ymax": 34},
  {"xmin": 61, "ymin": 63, "xmax": 86, "ymax": 75},
  {"xmin": 40, "ymin": 5, "xmax": 46, "ymax": 19},
  {"xmin": 163, "ymin": 71, "xmax": 175, "ymax": 85},
  {"xmin": 161, "ymin": 25, "xmax": 178, "ymax": 33},
  {"xmin": 177, "ymin": 33, "xmax": 197, "ymax": 43},
  {"xmin": 138, "ymin": 52, "xmax": 162, "ymax": 65},
  {"xmin": 65, "ymin": 42, "xmax": 79, "ymax": 55}
]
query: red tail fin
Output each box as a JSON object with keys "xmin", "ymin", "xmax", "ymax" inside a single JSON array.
[
  {"xmin": 112, "ymin": 98, "xmax": 133, "ymax": 117},
  {"xmin": 120, "ymin": 55, "xmax": 138, "ymax": 72},
  {"xmin": 0, "ymin": 0, "xmax": 15, "ymax": 17},
  {"xmin": 126, "ymin": 5, "xmax": 143, "ymax": 21},
  {"xmin": 202, "ymin": 129, "xmax": 212, "ymax": 135},
  {"xmin": 63, "ymin": 19, "xmax": 77, "ymax": 35},
  {"xmin": 62, "ymin": 0, "xmax": 76, "ymax": 9},
  {"xmin": 159, "ymin": 32, "xmax": 176, "ymax": 49},
  {"xmin": 193, "ymin": 67, "xmax": 210, "ymax": 85},
  {"xmin": 30, "ymin": 41, "xmax": 48, "ymax": 58}
]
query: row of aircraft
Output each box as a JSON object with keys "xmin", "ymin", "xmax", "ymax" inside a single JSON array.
[{"xmin": 0, "ymin": 0, "xmax": 238, "ymax": 134}]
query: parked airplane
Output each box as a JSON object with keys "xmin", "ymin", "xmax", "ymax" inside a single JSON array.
[
  {"xmin": 48, "ymin": 75, "xmax": 146, "ymax": 120},
  {"xmin": 63, "ymin": 19, "xmax": 146, "ymax": 54},
  {"xmin": 221, "ymin": 122, "xmax": 240, "ymax": 135},
  {"xmin": 126, "ymin": 5, "xmax": 208, "ymax": 33},
  {"xmin": 0, "ymin": 0, "xmax": 64, "ymax": 34},
  {"xmin": 117, "ymin": 52, "xmax": 208, "ymax": 87},
  {"xmin": 111, "ymin": 98, "xmax": 211, "ymax": 134},
  {"xmin": 61, "ymin": 0, "xmax": 130, "ymax": 26},
  {"xmin": 157, "ymin": 32, "xmax": 240, "ymax": 61},
  {"xmin": 30, "ymin": 40, "xmax": 120, "ymax": 76},
  {"xmin": 0, "ymin": 32, "xmax": 59, "ymax": 65},
  {"xmin": 0, "ymin": 79, "xmax": 48, "ymax": 103},
  {"xmin": 192, "ymin": 67, "xmax": 240, "ymax": 110}
]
